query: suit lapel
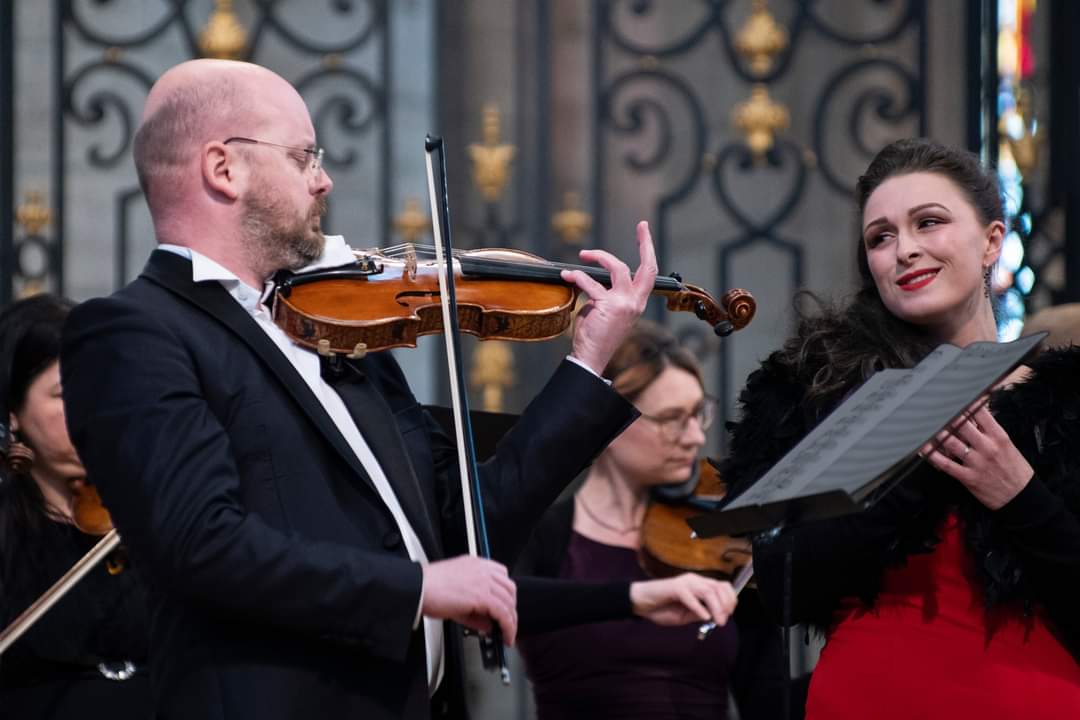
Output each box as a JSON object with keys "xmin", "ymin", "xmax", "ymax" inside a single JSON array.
[
  {"xmin": 331, "ymin": 368, "xmax": 441, "ymax": 559},
  {"xmin": 141, "ymin": 250, "xmax": 380, "ymax": 497}
]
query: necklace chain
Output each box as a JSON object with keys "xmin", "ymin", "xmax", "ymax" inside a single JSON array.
[{"xmin": 576, "ymin": 494, "xmax": 642, "ymax": 535}]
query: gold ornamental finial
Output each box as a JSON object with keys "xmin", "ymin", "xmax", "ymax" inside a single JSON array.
[
  {"xmin": 392, "ymin": 198, "xmax": 432, "ymax": 243},
  {"xmin": 734, "ymin": 0, "xmax": 788, "ymax": 76},
  {"xmin": 15, "ymin": 190, "xmax": 50, "ymax": 236},
  {"xmin": 199, "ymin": 0, "xmax": 248, "ymax": 60},
  {"xmin": 470, "ymin": 341, "xmax": 515, "ymax": 413},
  {"xmin": 732, "ymin": 84, "xmax": 790, "ymax": 158},
  {"xmin": 551, "ymin": 192, "xmax": 593, "ymax": 246},
  {"xmin": 468, "ymin": 104, "xmax": 516, "ymax": 203}
]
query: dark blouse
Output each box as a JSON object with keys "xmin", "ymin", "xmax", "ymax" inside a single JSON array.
[
  {"xmin": 515, "ymin": 498, "xmax": 802, "ymax": 720},
  {"xmin": 0, "ymin": 493, "xmax": 151, "ymax": 720},
  {"xmin": 519, "ymin": 531, "xmax": 737, "ymax": 720}
]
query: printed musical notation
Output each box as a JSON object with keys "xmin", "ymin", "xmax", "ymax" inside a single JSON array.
[{"xmin": 690, "ymin": 333, "xmax": 1046, "ymax": 538}]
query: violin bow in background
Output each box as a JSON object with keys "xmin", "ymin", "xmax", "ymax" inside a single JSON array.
[
  {"xmin": 697, "ymin": 559, "xmax": 754, "ymax": 641},
  {"xmin": 424, "ymin": 135, "xmax": 511, "ymax": 685},
  {"xmin": 0, "ymin": 530, "xmax": 121, "ymax": 655}
]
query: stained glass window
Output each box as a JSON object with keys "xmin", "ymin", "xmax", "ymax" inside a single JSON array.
[{"xmin": 993, "ymin": 0, "xmax": 1038, "ymax": 340}]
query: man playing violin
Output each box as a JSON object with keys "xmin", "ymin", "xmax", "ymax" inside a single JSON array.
[{"xmin": 59, "ymin": 59, "xmax": 730, "ymax": 720}]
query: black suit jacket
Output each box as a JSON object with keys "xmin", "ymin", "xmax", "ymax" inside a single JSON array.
[{"xmin": 60, "ymin": 250, "xmax": 635, "ymax": 720}]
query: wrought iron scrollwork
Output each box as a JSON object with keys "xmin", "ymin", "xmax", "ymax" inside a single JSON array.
[
  {"xmin": 595, "ymin": 0, "xmax": 927, "ymax": 440},
  {"xmin": 52, "ymin": 0, "xmax": 389, "ymax": 295}
]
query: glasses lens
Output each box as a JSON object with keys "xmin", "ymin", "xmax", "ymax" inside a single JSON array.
[
  {"xmin": 312, "ymin": 148, "xmax": 325, "ymax": 174},
  {"xmin": 699, "ymin": 399, "xmax": 716, "ymax": 431}
]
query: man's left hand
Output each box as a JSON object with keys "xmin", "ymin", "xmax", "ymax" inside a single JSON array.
[{"xmin": 560, "ymin": 221, "xmax": 658, "ymax": 376}]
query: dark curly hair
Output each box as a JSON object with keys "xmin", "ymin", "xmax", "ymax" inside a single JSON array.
[{"xmin": 776, "ymin": 138, "xmax": 1004, "ymax": 410}]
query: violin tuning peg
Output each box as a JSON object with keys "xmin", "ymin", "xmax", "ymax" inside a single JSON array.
[
  {"xmin": 668, "ymin": 271, "xmax": 683, "ymax": 283},
  {"xmin": 317, "ymin": 339, "xmax": 333, "ymax": 357},
  {"xmin": 713, "ymin": 321, "xmax": 734, "ymax": 337},
  {"xmin": 347, "ymin": 342, "xmax": 368, "ymax": 360}
]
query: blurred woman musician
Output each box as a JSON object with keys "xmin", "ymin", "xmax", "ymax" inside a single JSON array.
[
  {"xmin": 515, "ymin": 320, "xmax": 787, "ymax": 720},
  {"xmin": 0, "ymin": 294, "xmax": 151, "ymax": 719}
]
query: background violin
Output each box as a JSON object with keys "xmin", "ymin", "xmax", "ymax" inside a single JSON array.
[
  {"xmin": 271, "ymin": 245, "xmax": 756, "ymax": 356},
  {"xmin": 639, "ymin": 459, "xmax": 752, "ymax": 581}
]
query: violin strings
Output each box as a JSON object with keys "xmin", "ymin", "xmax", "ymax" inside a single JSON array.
[{"xmin": 364, "ymin": 243, "xmax": 681, "ymax": 290}]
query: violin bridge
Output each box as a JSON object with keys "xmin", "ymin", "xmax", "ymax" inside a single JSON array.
[{"xmin": 404, "ymin": 244, "xmax": 418, "ymax": 282}]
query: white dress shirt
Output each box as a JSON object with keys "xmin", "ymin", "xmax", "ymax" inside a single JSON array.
[{"xmin": 158, "ymin": 238, "xmax": 444, "ymax": 693}]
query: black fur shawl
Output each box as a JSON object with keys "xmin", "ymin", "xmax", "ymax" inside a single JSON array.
[{"xmin": 721, "ymin": 345, "xmax": 1080, "ymax": 650}]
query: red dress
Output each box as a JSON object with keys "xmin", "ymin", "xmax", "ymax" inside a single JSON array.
[{"xmin": 806, "ymin": 513, "xmax": 1080, "ymax": 719}]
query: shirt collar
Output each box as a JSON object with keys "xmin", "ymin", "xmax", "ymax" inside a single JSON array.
[{"xmin": 157, "ymin": 235, "xmax": 358, "ymax": 314}]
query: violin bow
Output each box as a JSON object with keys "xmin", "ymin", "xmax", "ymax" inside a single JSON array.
[
  {"xmin": 424, "ymin": 135, "xmax": 511, "ymax": 685},
  {"xmin": 696, "ymin": 559, "xmax": 754, "ymax": 641},
  {"xmin": 0, "ymin": 529, "xmax": 121, "ymax": 655}
]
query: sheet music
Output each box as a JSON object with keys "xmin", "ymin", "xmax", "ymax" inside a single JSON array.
[{"xmin": 722, "ymin": 333, "xmax": 1045, "ymax": 512}]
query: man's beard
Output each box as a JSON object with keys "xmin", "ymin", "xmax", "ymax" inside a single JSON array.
[{"xmin": 241, "ymin": 188, "xmax": 328, "ymax": 275}]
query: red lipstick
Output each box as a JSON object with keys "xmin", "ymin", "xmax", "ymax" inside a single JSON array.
[{"xmin": 897, "ymin": 268, "xmax": 939, "ymax": 291}]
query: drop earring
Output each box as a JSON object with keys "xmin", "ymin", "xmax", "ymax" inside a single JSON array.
[{"xmin": 1, "ymin": 421, "xmax": 35, "ymax": 475}]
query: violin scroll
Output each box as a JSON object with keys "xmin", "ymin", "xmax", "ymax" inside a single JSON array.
[{"xmin": 658, "ymin": 284, "xmax": 756, "ymax": 337}]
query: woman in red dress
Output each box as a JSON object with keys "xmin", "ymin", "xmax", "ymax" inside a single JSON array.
[{"xmin": 722, "ymin": 138, "xmax": 1080, "ymax": 718}]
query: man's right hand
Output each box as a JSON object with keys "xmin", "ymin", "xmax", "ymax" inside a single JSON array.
[{"xmin": 421, "ymin": 556, "xmax": 518, "ymax": 646}]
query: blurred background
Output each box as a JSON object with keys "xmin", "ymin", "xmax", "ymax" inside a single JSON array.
[{"xmin": 2, "ymin": 1, "xmax": 1078, "ymax": 716}]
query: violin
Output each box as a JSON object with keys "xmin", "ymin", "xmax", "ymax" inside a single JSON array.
[
  {"xmin": 0, "ymin": 481, "xmax": 124, "ymax": 654},
  {"xmin": 640, "ymin": 459, "xmax": 755, "ymax": 641},
  {"xmin": 69, "ymin": 479, "xmax": 127, "ymax": 574},
  {"xmin": 639, "ymin": 459, "xmax": 752, "ymax": 581},
  {"xmin": 271, "ymin": 245, "xmax": 756, "ymax": 356}
]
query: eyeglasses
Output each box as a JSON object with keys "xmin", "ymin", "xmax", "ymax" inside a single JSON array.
[
  {"xmin": 224, "ymin": 136, "xmax": 325, "ymax": 175},
  {"xmin": 637, "ymin": 396, "xmax": 717, "ymax": 442}
]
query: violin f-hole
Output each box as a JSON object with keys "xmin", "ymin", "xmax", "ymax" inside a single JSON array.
[{"xmin": 395, "ymin": 290, "xmax": 441, "ymax": 307}]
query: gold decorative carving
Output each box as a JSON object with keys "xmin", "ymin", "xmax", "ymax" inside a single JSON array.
[
  {"xmin": 323, "ymin": 53, "xmax": 344, "ymax": 70},
  {"xmin": 16, "ymin": 281, "xmax": 45, "ymax": 300},
  {"xmin": 551, "ymin": 192, "xmax": 592, "ymax": 246},
  {"xmin": 392, "ymin": 198, "xmax": 432, "ymax": 243},
  {"xmin": 15, "ymin": 190, "xmax": 50, "ymax": 236},
  {"xmin": 104, "ymin": 47, "xmax": 123, "ymax": 63},
  {"xmin": 199, "ymin": 0, "xmax": 247, "ymax": 60},
  {"xmin": 470, "ymin": 341, "xmax": 515, "ymax": 413},
  {"xmin": 734, "ymin": 0, "xmax": 788, "ymax": 76},
  {"xmin": 468, "ymin": 105, "xmax": 516, "ymax": 203},
  {"xmin": 732, "ymin": 84, "xmax": 789, "ymax": 158}
]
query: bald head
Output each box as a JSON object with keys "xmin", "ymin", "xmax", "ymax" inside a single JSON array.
[{"xmin": 133, "ymin": 60, "xmax": 302, "ymax": 213}]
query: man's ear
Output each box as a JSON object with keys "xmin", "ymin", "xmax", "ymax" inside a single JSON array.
[
  {"xmin": 202, "ymin": 141, "xmax": 242, "ymax": 201},
  {"xmin": 8, "ymin": 411, "xmax": 18, "ymax": 434},
  {"xmin": 984, "ymin": 219, "xmax": 1006, "ymax": 266}
]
